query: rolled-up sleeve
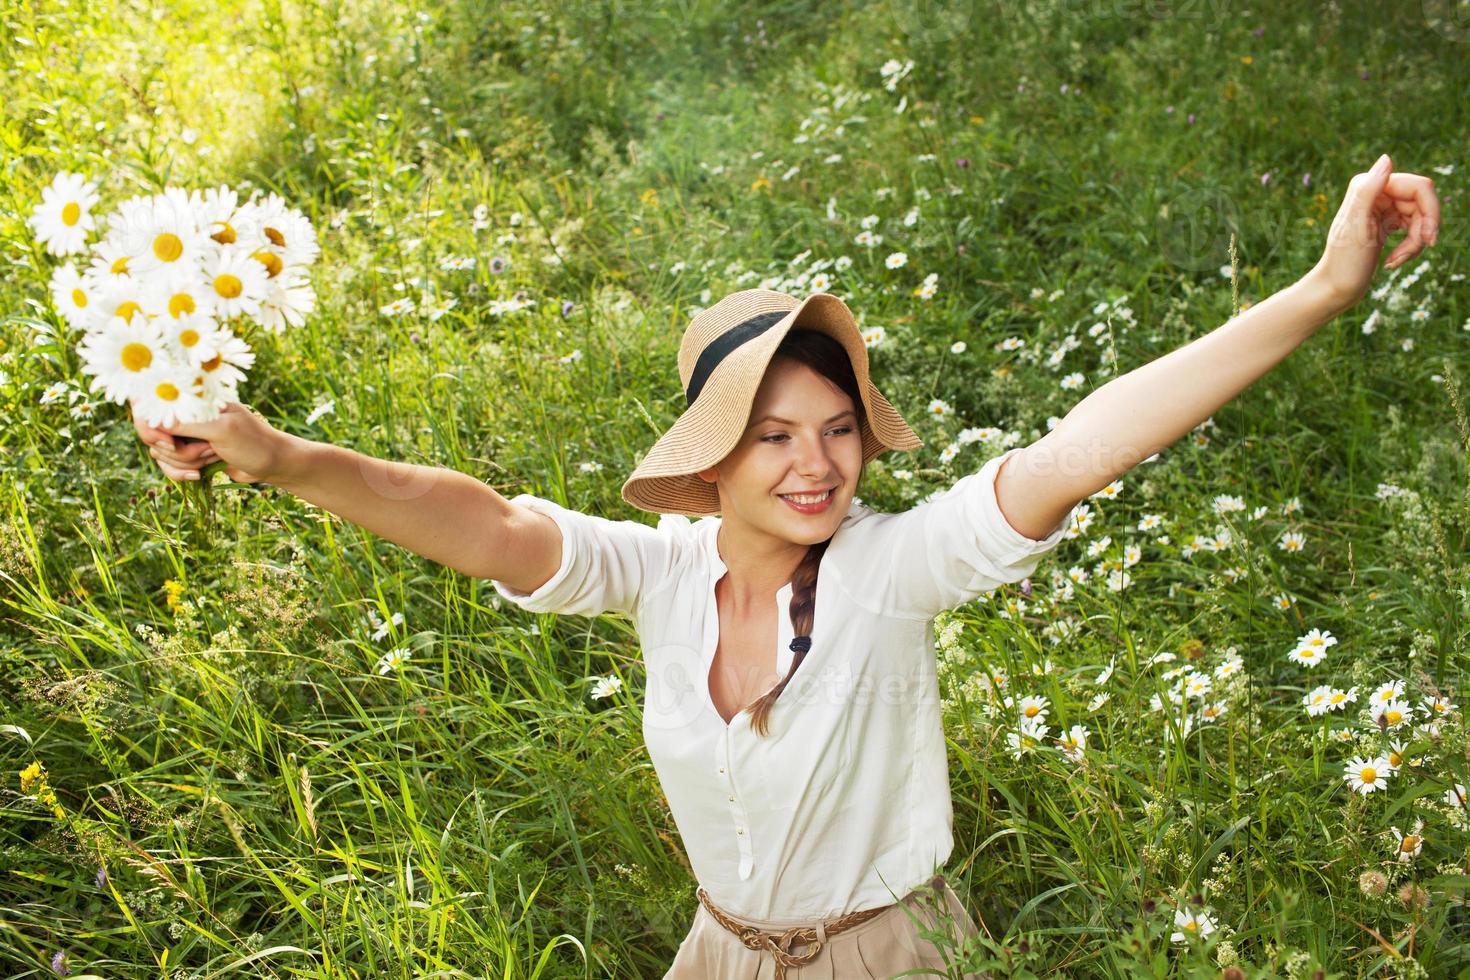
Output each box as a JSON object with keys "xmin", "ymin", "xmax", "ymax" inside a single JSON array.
[
  {"xmin": 837, "ymin": 446, "xmax": 1078, "ymax": 621},
  {"xmin": 490, "ymin": 493, "xmax": 678, "ymax": 618}
]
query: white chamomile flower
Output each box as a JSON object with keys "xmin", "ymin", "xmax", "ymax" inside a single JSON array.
[
  {"xmin": 1343, "ymin": 755, "xmax": 1391, "ymax": 794},
  {"xmin": 258, "ymin": 273, "xmax": 317, "ymax": 333},
  {"xmin": 1390, "ymin": 820, "xmax": 1425, "ymax": 863},
  {"xmin": 132, "ymin": 363, "xmax": 215, "ymax": 428},
  {"xmin": 885, "ymin": 251, "xmax": 908, "ymax": 269},
  {"xmin": 1170, "ymin": 908, "xmax": 1216, "ymax": 943},
  {"xmin": 48, "ymin": 263, "xmax": 97, "ymax": 331},
  {"xmin": 1370, "ymin": 680, "xmax": 1404, "ymax": 707},
  {"xmin": 77, "ymin": 315, "xmax": 170, "ymax": 405},
  {"xmin": 376, "ymin": 646, "xmax": 410, "ymax": 675},
  {"xmin": 591, "ymin": 674, "xmax": 623, "ymax": 700},
  {"xmin": 305, "ymin": 399, "xmax": 336, "ymax": 426},
  {"xmin": 28, "ymin": 171, "xmax": 102, "ymax": 256},
  {"xmin": 159, "ymin": 312, "xmax": 226, "ymax": 368},
  {"xmin": 194, "ymin": 330, "xmax": 256, "ymax": 393},
  {"xmin": 927, "ymin": 398, "xmax": 952, "ymax": 418},
  {"xmin": 1056, "ymin": 723, "xmax": 1088, "ymax": 761},
  {"xmin": 201, "ymin": 246, "xmax": 269, "ymax": 320},
  {"xmin": 191, "ymin": 184, "xmax": 258, "ymax": 249},
  {"xmin": 119, "ymin": 188, "xmax": 207, "ymax": 277},
  {"xmin": 145, "ymin": 267, "xmax": 217, "ymax": 322}
]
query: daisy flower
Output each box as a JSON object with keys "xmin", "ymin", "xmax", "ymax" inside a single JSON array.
[
  {"xmin": 1295, "ymin": 627, "xmax": 1338, "ymax": 654},
  {"xmin": 1390, "ymin": 820, "xmax": 1425, "ymax": 863},
  {"xmin": 1287, "ymin": 645, "xmax": 1327, "ymax": 668},
  {"xmin": 118, "ymin": 188, "xmax": 206, "ymax": 277},
  {"xmin": 201, "ymin": 247, "xmax": 269, "ymax": 320},
  {"xmin": 83, "ymin": 235, "xmax": 137, "ymax": 288},
  {"xmin": 380, "ymin": 297, "xmax": 416, "ymax": 317},
  {"xmin": 1303, "ymin": 685, "xmax": 1333, "ymax": 717},
  {"xmin": 376, "ymin": 646, "xmax": 410, "ymax": 675},
  {"xmin": 48, "ymin": 263, "xmax": 96, "ymax": 331},
  {"xmin": 258, "ymin": 274, "xmax": 317, "ymax": 333},
  {"xmin": 854, "ymin": 230, "xmax": 881, "ymax": 247},
  {"xmin": 305, "ymin": 399, "xmax": 336, "ymax": 426},
  {"xmin": 1375, "ymin": 699, "xmax": 1413, "ymax": 729},
  {"xmin": 28, "ymin": 171, "xmax": 102, "ymax": 256},
  {"xmin": 1369, "ymin": 680, "xmax": 1405, "ymax": 707},
  {"xmin": 1278, "ymin": 531, "xmax": 1307, "ymax": 552},
  {"xmin": 927, "ymin": 398, "xmax": 952, "ymax": 418},
  {"xmin": 159, "ymin": 312, "xmax": 226, "ymax": 368},
  {"xmin": 1324, "ymin": 687, "xmax": 1358, "ymax": 712},
  {"xmin": 1170, "ymin": 907, "xmax": 1217, "ymax": 943},
  {"xmin": 1056, "ymin": 724, "xmax": 1088, "ymax": 761},
  {"xmin": 192, "ymin": 184, "xmax": 257, "ymax": 247},
  {"xmin": 132, "ymin": 362, "xmax": 215, "ymax": 428},
  {"xmin": 591, "ymin": 674, "xmax": 623, "ymax": 700},
  {"xmin": 1013, "ymin": 694, "xmax": 1050, "ymax": 723},
  {"xmin": 885, "ymin": 251, "xmax": 908, "ymax": 269},
  {"xmin": 145, "ymin": 268, "xmax": 216, "ymax": 322},
  {"xmin": 77, "ymin": 315, "xmax": 170, "ymax": 404},
  {"xmin": 194, "ymin": 332, "xmax": 256, "ymax": 394},
  {"xmin": 1343, "ymin": 755, "xmax": 1391, "ymax": 794}
]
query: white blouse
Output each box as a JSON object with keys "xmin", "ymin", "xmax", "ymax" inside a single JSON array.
[{"xmin": 491, "ymin": 445, "xmax": 1077, "ymax": 923}]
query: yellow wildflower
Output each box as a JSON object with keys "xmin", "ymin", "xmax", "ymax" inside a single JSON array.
[
  {"xmin": 640, "ymin": 188, "xmax": 659, "ymax": 207},
  {"xmin": 1241, "ymin": 55, "xmax": 1253, "ymax": 65},
  {"xmin": 750, "ymin": 175, "xmax": 772, "ymax": 193},
  {"xmin": 163, "ymin": 578, "xmax": 185, "ymax": 612},
  {"xmin": 969, "ymin": 115, "xmax": 985, "ymax": 125},
  {"xmin": 20, "ymin": 761, "xmax": 42, "ymax": 793}
]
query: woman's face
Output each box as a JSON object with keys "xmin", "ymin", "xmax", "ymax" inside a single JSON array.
[{"xmin": 697, "ymin": 357, "xmax": 865, "ymax": 547}]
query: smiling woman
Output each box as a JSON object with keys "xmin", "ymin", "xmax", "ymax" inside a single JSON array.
[{"xmin": 487, "ymin": 288, "xmax": 1074, "ymax": 977}]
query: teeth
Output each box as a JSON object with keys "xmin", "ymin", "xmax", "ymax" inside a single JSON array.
[{"xmin": 781, "ymin": 490, "xmax": 831, "ymax": 504}]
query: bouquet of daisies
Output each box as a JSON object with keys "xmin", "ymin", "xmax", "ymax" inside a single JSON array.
[{"xmin": 27, "ymin": 171, "xmax": 318, "ymax": 429}]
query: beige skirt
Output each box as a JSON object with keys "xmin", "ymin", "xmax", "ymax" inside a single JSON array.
[{"xmin": 662, "ymin": 878, "xmax": 987, "ymax": 979}]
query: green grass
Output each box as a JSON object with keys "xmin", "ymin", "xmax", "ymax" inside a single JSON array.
[{"xmin": 2, "ymin": 0, "xmax": 1468, "ymax": 976}]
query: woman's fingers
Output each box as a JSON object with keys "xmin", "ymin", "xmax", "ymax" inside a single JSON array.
[
  {"xmin": 149, "ymin": 443, "xmax": 216, "ymax": 480},
  {"xmin": 150, "ymin": 440, "xmax": 214, "ymax": 466}
]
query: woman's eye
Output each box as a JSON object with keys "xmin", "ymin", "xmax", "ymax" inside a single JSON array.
[{"xmin": 761, "ymin": 426, "xmax": 854, "ymax": 444}]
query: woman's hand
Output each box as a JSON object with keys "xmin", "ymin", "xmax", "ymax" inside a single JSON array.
[
  {"xmin": 1309, "ymin": 153, "xmax": 1441, "ymax": 315},
  {"xmin": 132, "ymin": 400, "xmax": 290, "ymax": 485}
]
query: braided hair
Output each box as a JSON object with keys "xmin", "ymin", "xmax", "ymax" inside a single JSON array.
[{"xmin": 742, "ymin": 328, "xmax": 867, "ymax": 738}]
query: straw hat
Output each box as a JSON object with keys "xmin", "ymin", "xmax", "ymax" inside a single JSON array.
[{"xmin": 621, "ymin": 288, "xmax": 923, "ymax": 516}]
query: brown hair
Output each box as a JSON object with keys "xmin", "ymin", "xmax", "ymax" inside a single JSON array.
[{"xmin": 744, "ymin": 328, "xmax": 868, "ymax": 737}]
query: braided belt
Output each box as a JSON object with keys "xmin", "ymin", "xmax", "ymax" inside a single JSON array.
[{"xmin": 695, "ymin": 886, "xmax": 896, "ymax": 978}]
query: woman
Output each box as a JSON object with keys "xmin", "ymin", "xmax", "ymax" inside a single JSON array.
[{"xmin": 134, "ymin": 154, "xmax": 1437, "ymax": 977}]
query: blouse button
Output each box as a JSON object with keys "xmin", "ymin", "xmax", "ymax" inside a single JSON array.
[
  {"xmin": 727, "ymin": 794, "xmax": 735, "ymax": 801},
  {"xmin": 736, "ymin": 827, "xmax": 744, "ymax": 835},
  {"xmin": 718, "ymin": 767, "xmax": 725, "ymax": 774}
]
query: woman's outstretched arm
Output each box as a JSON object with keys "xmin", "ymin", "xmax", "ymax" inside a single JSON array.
[
  {"xmin": 134, "ymin": 401, "xmax": 561, "ymax": 588},
  {"xmin": 994, "ymin": 154, "xmax": 1441, "ymax": 541}
]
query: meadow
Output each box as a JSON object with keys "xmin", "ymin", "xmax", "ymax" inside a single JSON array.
[{"xmin": 1, "ymin": 0, "xmax": 1468, "ymax": 976}]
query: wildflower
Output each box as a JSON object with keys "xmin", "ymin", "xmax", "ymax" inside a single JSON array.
[
  {"xmin": 950, "ymin": 341, "xmax": 966, "ymax": 354},
  {"xmin": 1303, "ymin": 685, "xmax": 1333, "ymax": 717},
  {"xmin": 854, "ymin": 230, "xmax": 881, "ymax": 248},
  {"xmin": 1060, "ymin": 372, "xmax": 1085, "ymax": 390},
  {"xmin": 861, "ymin": 326, "xmax": 886, "ymax": 348},
  {"xmin": 305, "ymin": 399, "xmax": 335, "ymax": 425},
  {"xmin": 28, "ymin": 172, "xmax": 101, "ymax": 257},
  {"xmin": 885, "ymin": 251, "xmax": 908, "ymax": 269},
  {"xmin": 1277, "ymin": 531, "xmax": 1306, "ymax": 552},
  {"xmin": 1375, "ymin": 699, "xmax": 1413, "ymax": 729},
  {"xmin": 1056, "ymin": 724, "xmax": 1088, "ymax": 762},
  {"xmin": 1343, "ymin": 755, "xmax": 1391, "ymax": 794},
  {"xmin": 380, "ymin": 297, "xmax": 415, "ymax": 317},
  {"xmin": 1359, "ymin": 870, "xmax": 1388, "ymax": 897},
  {"xmin": 489, "ymin": 256, "xmax": 509, "ymax": 274},
  {"xmin": 376, "ymin": 646, "xmax": 410, "ymax": 675},
  {"xmin": 1170, "ymin": 907, "xmax": 1217, "ymax": 943},
  {"xmin": 162, "ymin": 578, "xmax": 185, "ymax": 612},
  {"xmin": 1369, "ymin": 680, "xmax": 1404, "ymax": 707},
  {"xmin": 561, "ymin": 300, "xmax": 575, "ymax": 317},
  {"xmin": 591, "ymin": 674, "xmax": 622, "ymax": 700},
  {"xmin": 1390, "ymin": 820, "xmax": 1425, "ymax": 863},
  {"xmin": 927, "ymin": 398, "xmax": 952, "ymax": 418}
]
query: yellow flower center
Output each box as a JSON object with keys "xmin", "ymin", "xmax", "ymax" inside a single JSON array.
[
  {"xmin": 168, "ymin": 293, "xmax": 196, "ymax": 317},
  {"xmin": 179, "ymin": 329, "xmax": 200, "ymax": 348},
  {"xmin": 1385, "ymin": 709, "xmax": 1402, "ymax": 724},
  {"xmin": 152, "ymin": 232, "xmax": 183, "ymax": 262},
  {"xmin": 200, "ymin": 354, "xmax": 222, "ymax": 372},
  {"xmin": 71, "ymin": 287, "xmax": 87, "ymax": 308},
  {"xmin": 120, "ymin": 343, "xmax": 152, "ymax": 372},
  {"xmin": 214, "ymin": 273, "xmax": 243, "ymax": 298},
  {"xmin": 110, "ymin": 255, "xmax": 130, "ymax": 274},
  {"xmin": 1330, "ymin": 693, "xmax": 1344, "ymax": 703},
  {"xmin": 154, "ymin": 382, "xmax": 179, "ymax": 401},
  {"xmin": 1360, "ymin": 767, "xmax": 1377, "ymax": 783},
  {"xmin": 1024, "ymin": 706, "xmax": 1039, "ymax": 717},
  {"xmin": 115, "ymin": 301, "xmax": 142, "ymax": 323},
  {"xmin": 210, "ymin": 221, "xmax": 237, "ymax": 245},
  {"xmin": 253, "ymin": 249, "xmax": 283, "ymax": 278},
  {"xmin": 1401, "ymin": 835, "xmax": 1419, "ymax": 851},
  {"xmin": 1389, "ymin": 750, "xmax": 1404, "ymax": 766},
  {"xmin": 264, "ymin": 225, "xmax": 285, "ymax": 247},
  {"xmin": 61, "ymin": 201, "xmax": 82, "ymax": 225},
  {"xmin": 1184, "ymin": 921, "xmax": 1198, "ymax": 932}
]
